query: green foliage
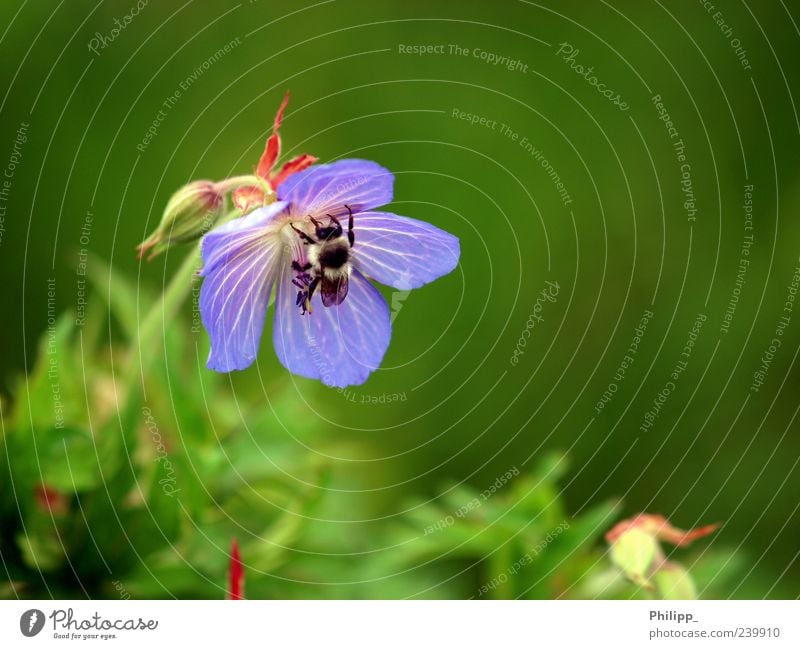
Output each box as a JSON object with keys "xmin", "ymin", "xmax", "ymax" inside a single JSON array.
[
  {"xmin": 0, "ymin": 256, "xmax": 329, "ymax": 598},
  {"xmin": 0, "ymin": 259, "xmax": 760, "ymax": 599}
]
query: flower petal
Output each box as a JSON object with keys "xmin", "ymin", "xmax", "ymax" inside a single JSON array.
[
  {"xmin": 352, "ymin": 211, "xmax": 460, "ymax": 289},
  {"xmin": 257, "ymin": 133, "xmax": 281, "ymax": 179},
  {"xmin": 277, "ymin": 159, "xmax": 393, "ymax": 216},
  {"xmin": 256, "ymin": 91, "xmax": 290, "ymax": 178},
  {"xmin": 199, "ymin": 202, "xmax": 287, "ymax": 372},
  {"xmin": 272, "ymin": 266, "xmax": 391, "ymax": 387},
  {"xmin": 271, "ymin": 153, "xmax": 318, "ymax": 188}
]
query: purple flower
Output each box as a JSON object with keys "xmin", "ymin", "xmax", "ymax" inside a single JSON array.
[{"xmin": 199, "ymin": 159, "xmax": 460, "ymax": 387}]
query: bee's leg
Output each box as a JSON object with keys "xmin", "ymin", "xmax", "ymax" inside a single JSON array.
[
  {"xmin": 308, "ymin": 215, "xmax": 328, "ymax": 236},
  {"xmin": 345, "ymin": 204, "xmax": 354, "ymax": 246},
  {"xmin": 307, "ymin": 277, "xmax": 320, "ymax": 301},
  {"xmin": 325, "ymin": 213, "xmax": 344, "ymax": 239},
  {"xmin": 290, "ymin": 222, "xmax": 316, "ymax": 245},
  {"xmin": 292, "ymin": 260, "xmax": 312, "ymax": 272},
  {"xmin": 304, "ymin": 277, "xmax": 319, "ymax": 314}
]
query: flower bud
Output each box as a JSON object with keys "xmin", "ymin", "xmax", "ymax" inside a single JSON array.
[
  {"xmin": 609, "ymin": 526, "xmax": 659, "ymax": 589},
  {"xmin": 652, "ymin": 561, "xmax": 697, "ymax": 599},
  {"xmin": 137, "ymin": 181, "xmax": 223, "ymax": 260},
  {"xmin": 606, "ymin": 513, "xmax": 718, "ymax": 593}
]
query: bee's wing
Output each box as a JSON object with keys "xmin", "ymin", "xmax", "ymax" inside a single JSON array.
[{"xmin": 321, "ymin": 273, "xmax": 349, "ymax": 306}]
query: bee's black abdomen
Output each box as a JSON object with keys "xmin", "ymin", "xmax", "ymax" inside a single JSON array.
[{"xmin": 318, "ymin": 243, "xmax": 350, "ymax": 269}]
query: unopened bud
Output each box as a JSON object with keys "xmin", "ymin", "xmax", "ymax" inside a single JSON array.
[
  {"xmin": 606, "ymin": 514, "xmax": 718, "ymax": 592},
  {"xmin": 137, "ymin": 181, "xmax": 223, "ymax": 260},
  {"xmin": 652, "ymin": 561, "xmax": 698, "ymax": 599},
  {"xmin": 609, "ymin": 526, "xmax": 659, "ymax": 589}
]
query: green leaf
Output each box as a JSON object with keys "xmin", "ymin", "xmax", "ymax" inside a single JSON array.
[
  {"xmin": 16, "ymin": 527, "xmax": 64, "ymax": 572},
  {"xmin": 12, "ymin": 311, "xmax": 85, "ymax": 434},
  {"xmin": 85, "ymin": 253, "xmax": 149, "ymax": 342},
  {"xmin": 39, "ymin": 426, "xmax": 103, "ymax": 491}
]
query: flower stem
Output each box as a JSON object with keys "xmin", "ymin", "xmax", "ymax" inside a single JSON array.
[
  {"xmin": 125, "ymin": 244, "xmax": 202, "ymax": 394},
  {"xmin": 123, "ymin": 206, "xmax": 240, "ymax": 403}
]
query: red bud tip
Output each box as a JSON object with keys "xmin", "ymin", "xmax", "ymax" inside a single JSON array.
[
  {"xmin": 606, "ymin": 513, "xmax": 719, "ymax": 547},
  {"xmin": 273, "ymin": 90, "xmax": 290, "ymax": 132},
  {"xmin": 252, "ymin": 92, "xmax": 317, "ymax": 190},
  {"xmin": 256, "ymin": 91, "xmax": 291, "ymax": 179},
  {"xmin": 228, "ymin": 538, "xmax": 244, "ymax": 600}
]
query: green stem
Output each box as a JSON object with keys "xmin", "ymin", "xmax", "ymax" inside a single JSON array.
[
  {"xmin": 487, "ymin": 543, "xmax": 515, "ymax": 599},
  {"xmin": 123, "ymin": 206, "xmax": 242, "ymax": 404},
  {"xmin": 124, "ymin": 244, "xmax": 201, "ymax": 394}
]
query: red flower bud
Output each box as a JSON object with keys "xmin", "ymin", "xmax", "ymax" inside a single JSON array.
[{"xmin": 228, "ymin": 538, "xmax": 244, "ymax": 600}]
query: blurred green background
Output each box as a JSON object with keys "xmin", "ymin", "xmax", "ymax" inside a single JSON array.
[{"xmin": 1, "ymin": 0, "xmax": 799, "ymax": 598}]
